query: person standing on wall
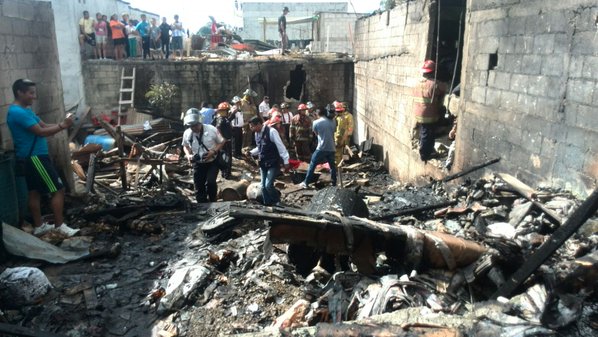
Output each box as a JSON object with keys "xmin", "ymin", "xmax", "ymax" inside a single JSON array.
[
  {"xmin": 413, "ymin": 60, "xmax": 448, "ymax": 161},
  {"xmin": 94, "ymin": 13, "xmax": 107, "ymax": 59},
  {"xmin": 135, "ymin": 14, "xmax": 150, "ymax": 60},
  {"xmin": 171, "ymin": 15, "xmax": 185, "ymax": 60},
  {"xmin": 249, "ymin": 117, "xmax": 290, "ymax": 206},
  {"xmin": 121, "ymin": 13, "xmax": 131, "ymax": 58},
  {"xmin": 182, "ymin": 114, "xmax": 226, "ymax": 203},
  {"xmin": 7, "ymin": 79, "xmax": 79, "ymax": 237},
  {"xmin": 109, "ymin": 15, "xmax": 126, "ymax": 60},
  {"xmin": 158, "ymin": 17, "xmax": 171, "ymax": 59},
  {"xmin": 79, "ymin": 11, "xmax": 96, "ymax": 59},
  {"xmin": 298, "ymin": 108, "xmax": 337, "ymax": 188},
  {"xmin": 278, "ymin": 7, "xmax": 289, "ymax": 55},
  {"xmin": 333, "ymin": 101, "xmax": 353, "ymax": 166}
]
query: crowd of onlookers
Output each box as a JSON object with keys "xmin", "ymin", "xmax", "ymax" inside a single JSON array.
[{"xmin": 78, "ymin": 10, "xmax": 189, "ymax": 60}]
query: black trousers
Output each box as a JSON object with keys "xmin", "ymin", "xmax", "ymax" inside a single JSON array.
[
  {"xmin": 222, "ymin": 141, "xmax": 233, "ymax": 178},
  {"xmin": 232, "ymin": 127, "xmax": 243, "ymax": 157},
  {"xmin": 193, "ymin": 160, "xmax": 219, "ymax": 203},
  {"xmin": 419, "ymin": 123, "xmax": 436, "ymax": 161},
  {"xmin": 161, "ymin": 38, "xmax": 170, "ymax": 58},
  {"xmin": 141, "ymin": 36, "xmax": 150, "ymax": 59}
]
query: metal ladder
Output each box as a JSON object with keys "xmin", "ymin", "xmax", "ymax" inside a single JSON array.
[{"xmin": 118, "ymin": 67, "xmax": 136, "ymax": 125}]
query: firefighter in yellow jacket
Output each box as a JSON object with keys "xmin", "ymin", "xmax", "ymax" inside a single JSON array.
[
  {"xmin": 333, "ymin": 101, "xmax": 353, "ymax": 165},
  {"xmin": 413, "ymin": 60, "xmax": 448, "ymax": 161}
]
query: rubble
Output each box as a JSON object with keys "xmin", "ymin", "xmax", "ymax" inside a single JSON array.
[{"xmin": 1, "ymin": 122, "xmax": 597, "ymax": 337}]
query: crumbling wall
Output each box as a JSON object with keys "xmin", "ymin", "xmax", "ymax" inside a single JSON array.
[
  {"xmin": 0, "ymin": 0, "xmax": 72, "ymax": 188},
  {"xmin": 456, "ymin": 0, "xmax": 598, "ymax": 195},
  {"xmin": 82, "ymin": 59, "xmax": 354, "ymax": 119},
  {"xmin": 353, "ymin": 2, "xmax": 439, "ymax": 181}
]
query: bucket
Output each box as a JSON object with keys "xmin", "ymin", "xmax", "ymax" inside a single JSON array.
[
  {"xmin": 0, "ymin": 153, "xmax": 19, "ymax": 226},
  {"xmin": 84, "ymin": 135, "xmax": 115, "ymax": 151}
]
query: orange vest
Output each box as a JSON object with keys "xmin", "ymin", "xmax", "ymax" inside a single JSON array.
[{"xmin": 413, "ymin": 78, "xmax": 447, "ymax": 123}]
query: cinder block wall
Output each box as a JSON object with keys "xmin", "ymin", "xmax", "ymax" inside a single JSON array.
[
  {"xmin": 311, "ymin": 12, "xmax": 363, "ymax": 54},
  {"xmin": 353, "ymin": 2, "xmax": 440, "ymax": 182},
  {"xmin": 0, "ymin": 0, "xmax": 73, "ymax": 188},
  {"xmin": 82, "ymin": 59, "xmax": 354, "ymax": 119},
  {"xmin": 457, "ymin": 0, "xmax": 598, "ymax": 195}
]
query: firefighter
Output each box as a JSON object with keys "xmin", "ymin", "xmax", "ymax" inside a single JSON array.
[
  {"xmin": 212, "ymin": 102, "xmax": 233, "ymax": 178},
  {"xmin": 413, "ymin": 60, "xmax": 448, "ymax": 161},
  {"xmin": 333, "ymin": 101, "xmax": 353, "ymax": 165},
  {"xmin": 290, "ymin": 103, "xmax": 313, "ymax": 162}
]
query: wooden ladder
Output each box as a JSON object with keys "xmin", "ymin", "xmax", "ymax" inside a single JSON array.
[{"xmin": 118, "ymin": 67, "xmax": 136, "ymax": 125}]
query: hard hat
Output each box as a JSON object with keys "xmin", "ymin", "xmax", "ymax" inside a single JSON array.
[
  {"xmin": 333, "ymin": 101, "xmax": 344, "ymax": 112},
  {"xmin": 306, "ymin": 101, "xmax": 314, "ymax": 109},
  {"xmin": 184, "ymin": 113, "xmax": 203, "ymax": 126},
  {"xmin": 185, "ymin": 107, "xmax": 200, "ymax": 116},
  {"xmin": 280, "ymin": 102, "xmax": 289, "ymax": 109},
  {"xmin": 243, "ymin": 89, "xmax": 258, "ymax": 97},
  {"xmin": 217, "ymin": 102, "xmax": 230, "ymax": 111},
  {"xmin": 297, "ymin": 103, "xmax": 308, "ymax": 111},
  {"xmin": 421, "ymin": 60, "xmax": 436, "ymax": 73},
  {"xmin": 231, "ymin": 96, "xmax": 241, "ymax": 104}
]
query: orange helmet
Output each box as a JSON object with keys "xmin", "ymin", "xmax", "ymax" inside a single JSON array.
[
  {"xmin": 217, "ymin": 102, "xmax": 230, "ymax": 111},
  {"xmin": 297, "ymin": 103, "xmax": 308, "ymax": 111},
  {"xmin": 268, "ymin": 114, "xmax": 282, "ymax": 125},
  {"xmin": 421, "ymin": 60, "xmax": 436, "ymax": 73},
  {"xmin": 333, "ymin": 101, "xmax": 344, "ymax": 112}
]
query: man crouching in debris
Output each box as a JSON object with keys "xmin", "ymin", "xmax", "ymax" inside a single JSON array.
[
  {"xmin": 248, "ymin": 116, "xmax": 290, "ymax": 206},
  {"xmin": 7, "ymin": 79, "xmax": 79, "ymax": 236},
  {"xmin": 413, "ymin": 60, "xmax": 448, "ymax": 161},
  {"xmin": 182, "ymin": 113, "xmax": 226, "ymax": 203}
]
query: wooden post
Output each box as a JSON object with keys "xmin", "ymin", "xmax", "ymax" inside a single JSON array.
[
  {"xmin": 85, "ymin": 154, "xmax": 97, "ymax": 193},
  {"xmin": 115, "ymin": 126, "xmax": 128, "ymax": 190}
]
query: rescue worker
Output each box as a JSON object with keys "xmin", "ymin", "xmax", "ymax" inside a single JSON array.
[
  {"xmin": 212, "ymin": 102, "xmax": 233, "ymax": 178},
  {"xmin": 290, "ymin": 103, "xmax": 313, "ymax": 162},
  {"xmin": 413, "ymin": 60, "xmax": 449, "ymax": 161},
  {"xmin": 240, "ymin": 89, "xmax": 259, "ymax": 148},
  {"xmin": 248, "ymin": 116, "xmax": 290, "ymax": 206},
  {"xmin": 230, "ymin": 96, "xmax": 244, "ymax": 158},
  {"xmin": 306, "ymin": 101, "xmax": 318, "ymax": 151},
  {"xmin": 279, "ymin": 102, "xmax": 293, "ymax": 145},
  {"xmin": 333, "ymin": 101, "xmax": 353, "ymax": 165},
  {"xmin": 182, "ymin": 113, "xmax": 226, "ymax": 203}
]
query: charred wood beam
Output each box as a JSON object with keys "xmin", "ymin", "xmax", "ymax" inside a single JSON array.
[
  {"xmin": 492, "ymin": 188, "xmax": 598, "ymax": 299},
  {"xmin": 433, "ymin": 157, "xmax": 501, "ymax": 185},
  {"xmin": 370, "ymin": 200, "xmax": 458, "ymax": 221}
]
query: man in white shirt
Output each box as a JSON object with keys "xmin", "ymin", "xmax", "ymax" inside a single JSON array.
[
  {"xmin": 249, "ymin": 116, "xmax": 290, "ymax": 206},
  {"xmin": 230, "ymin": 96, "xmax": 244, "ymax": 158},
  {"xmin": 258, "ymin": 96, "xmax": 271, "ymax": 120},
  {"xmin": 182, "ymin": 114, "xmax": 225, "ymax": 203},
  {"xmin": 279, "ymin": 102, "xmax": 293, "ymax": 144}
]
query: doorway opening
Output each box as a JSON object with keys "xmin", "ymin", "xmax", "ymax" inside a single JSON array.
[{"xmin": 285, "ymin": 65, "xmax": 306, "ymax": 101}]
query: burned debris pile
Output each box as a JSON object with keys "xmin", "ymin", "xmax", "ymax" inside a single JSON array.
[{"xmin": 1, "ymin": 131, "xmax": 597, "ymax": 337}]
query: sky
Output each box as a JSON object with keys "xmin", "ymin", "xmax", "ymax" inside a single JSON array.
[{"xmin": 127, "ymin": 0, "xmax": 380, "ymax": 33}]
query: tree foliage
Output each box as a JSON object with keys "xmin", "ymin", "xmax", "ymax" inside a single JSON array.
[{"xmin": 145, "ymin": 82, "xmax": 179, "ymax": 112}]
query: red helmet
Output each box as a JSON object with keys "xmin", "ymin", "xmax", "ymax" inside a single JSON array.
[
  {"xmin": 269, "ymin": 114, "xmax": 282, "ymax": 125},
  {"xmin": 333, "ymin": 101, "xmax": 344, "ymax": 112},
  {"xmin": 297, "ymin": 103, "xmax": 308, "ymax": 111},
  {"xmin": 421, "ymin": 60, "xmax": 436, "ymax": 73},
  {"xmin": 217, "ymin": 102, "xmax": 230, "ymax": 111}
]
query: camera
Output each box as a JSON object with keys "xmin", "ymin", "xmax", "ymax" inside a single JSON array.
[{"xmin": 192, "ymin": 153, "xmax": 209, "ymax": 163}]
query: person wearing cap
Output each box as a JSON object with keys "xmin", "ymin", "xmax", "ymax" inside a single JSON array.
[
  {"xmin": 248, "ymin": 116, "xmax": 290, "ymax": 206},
  {"xmin": 259, "ymin": 96, "xmax": 271, "ymax": 120},
  {"xmin": 290, "ymin": 103, "xmax": 313, "ymax": 162},
  {"xmin": 7, "ymin": 79, "xmax": 79, "ymax": 237},
  {"xmin": 278, "ymin": 7, "xmax": 290, "ymax": 55},
  {"xmin": 413, "ymin": 59, "xmax": 449, "ymax": 161},
  {"xmin": 333, "ymin": 101, "xmax": 353, "ymax": 165},
  {"xmin": 230, "ymin": 96, "xmax": 244, "ymax": 158},
  {"xmin": 212, "ymin": 102, "xmax": 233, "ymax": 178},
  {"xmin": 182, "ymin": 113, "xmax": 226, "ymax": 203},
  {"xmin": 279, "ymin": 102, "xmax": 293, "ymax": 145}
]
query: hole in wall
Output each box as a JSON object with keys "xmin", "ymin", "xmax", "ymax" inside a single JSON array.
[
  {"xmin": 285, "ymin": 65, "xmax": 306, "ymax": 100},
  {"xmin": 489, "ymin": 53, "xmax": 498, "ymax": 70}
]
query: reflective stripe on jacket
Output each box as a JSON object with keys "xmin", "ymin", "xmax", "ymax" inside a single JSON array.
[{"xmin": 413, "ymin": 78, "xmax": 448, "ymax": 124}]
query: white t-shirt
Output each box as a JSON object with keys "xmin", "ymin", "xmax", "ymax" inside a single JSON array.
[
  {"xmin": 182, "ymin": 124, "xmax": 224, "ymax": 162},
  {"xmin": 281, "ymin": 111, "xmax": 293, "ymax": 124},
  {"xmin": 230, "ymin": 108, "xmax": 244, "ymax": 128},
  {"xmin": 259, "ymin": 101, "xmax": 270, "ymax": 117}
]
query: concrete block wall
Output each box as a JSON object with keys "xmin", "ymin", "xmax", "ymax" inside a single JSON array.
[
  {"xmin": 82, "ymin": 58, "xmax": 354, "ymax": 120},
  {"xmin": 353, "ymin": 2, "xmax": 440, "ymax": 182},
  {"xmin": 311, "ymin": 12, "xmax": 364, "ymax": 54},
  {"xmin": 457, "ymin": 0, "xmax": 598, "ymax": 195},
  {"xmin": 0, "ymin": 0, "xmax": 73, "ymax": 188}
]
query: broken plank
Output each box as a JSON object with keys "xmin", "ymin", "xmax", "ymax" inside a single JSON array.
[
  {"xmin": 85, "ymin": 153, "xmax": 97, "ymax": 193},
  {"xmin": 68, "ymin": 106, "xmax": 91, "ymax": 142},
  {"xmin": 370, "ymin": 200, "xmax": 458, "ymax": 221},
  {"xmin": 438, "ymin": 157, "xmax": 501, "ymax": 184},
  {"xmin": 492, "ymin": 188, "xmax": 598, "ymax": 299},
  {"xmin": 115, "ymin": 126, "xmax": 128, "ymax": 190}
]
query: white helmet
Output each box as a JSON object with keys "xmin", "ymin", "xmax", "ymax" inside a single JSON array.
[
  {"xmin": 231, "ymin": 96, "xmax": 241, "ymax": 104},
  {"xmin": 243, "ymin": 89, "xmax": 257, "ymax": 97},
  {"xmin": 185, "ymin": 107, "xmax": 200, "ymax": 116},
  {"xmin": 184, "ymin": 113, "xmax": 203, "ymax": 126}
]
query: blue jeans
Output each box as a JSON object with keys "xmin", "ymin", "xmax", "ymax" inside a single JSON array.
[
  {"xmin": 260, "ymin": 166, "xmax": 280, "ymax": 205},
  {"xmin": 304, "ymin": 150, "xmax": 336, "ymax": 186}
]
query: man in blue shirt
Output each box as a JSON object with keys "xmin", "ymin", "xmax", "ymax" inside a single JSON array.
[
  {"xmin": 298, "ymin": 108, "xmax": 337, "ymax": 188},
  {"xmin": 136, "ymin": 14, "xmax": 150, "ymax": 59},
  {"xmin": 7, "ymin": 79, "xmax": 79, "ymax": 237},
  {"xmin": 199, "ymin": 102, "xmax": 215, "ymax": 126}
]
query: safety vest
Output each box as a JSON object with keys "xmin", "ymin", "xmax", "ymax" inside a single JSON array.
[{"xmin": 413, "ymin": 78, "xmax": 448, "ymax": 124}]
